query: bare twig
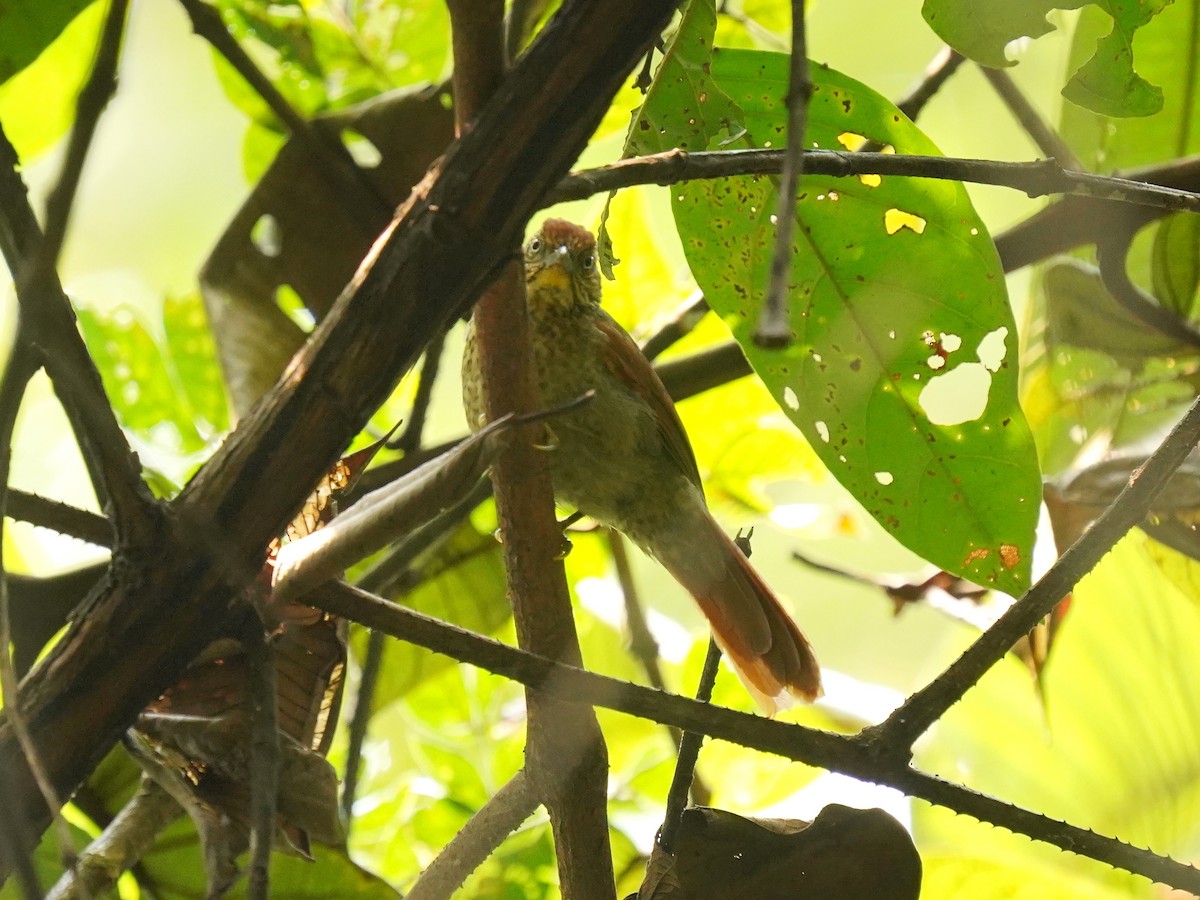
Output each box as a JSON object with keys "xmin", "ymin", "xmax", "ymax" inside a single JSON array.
[
  {"xmin": 339, "ymin": 627, "xmax": 385, "ymax": 828},
  {"xmin": 639, "ymin": 291, "xmax": 709, "ymax": 361},
  {"xmin": 0, "ymin": 24, "xmax": 158, "ymax": 551},
  {"xmin": 978, "ymin": 66, "xmax": 1083, "ymax": 170},
  {"xmin": 608, "ymin": 531, "xmax": 668, "ymax": 693},
  {"xmin": 755, "ymin": 0, "xmax": 808, "ymax": 348},
  {"xmin": 244, "ymin": 616, "xmax": 279, "ymax": 900},
  {"xmin": 894, "ymin": 47, "xmax": 965, "ymax": 122},
  {"xmin": 37, "ymin": 0, "xmax": 130, "ymax": 273},
  {"xmin": 46, "ymin": 778, "xmax": 182, "ymax": 900},
  {"xmin": 866, "ymin": 391, "xmax": 1200, "ymax": 755},
  {"xmin": 310, "ymin": 581, "xmax": 1200, "ymax": 893},
  {"xmin": 390, "ymin": 332, "xmax": 447, "ymax": 454},
  {"xmin": 0, "ymin": 341, "xmax": 48, "ymax": 899},
  {"xmin": 657, "ymin": 637, "xmax": 720, "ymax": 855},
  {"xmin": 548, "ymin": 148, "xmax": 1200, "ymax": 213},
  {"xmin": 447, "ymin": 0, "xmax": 621, "ymax": 893},
  {"xmin": 1096, "ymin": 231, "xmax": 1200, "ymax": 349},
  {"xmin": 405, "ymin": 768, "xmax": 539, "ymax": 900},
  {"xmin": 2, "ymin": 316, "xmax": 88, "ymax": 881}
]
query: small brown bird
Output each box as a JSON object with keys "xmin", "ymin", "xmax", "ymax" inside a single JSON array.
[{"xmin": 462, "ymin": 219, "xmax": 821, "ymax": 711}]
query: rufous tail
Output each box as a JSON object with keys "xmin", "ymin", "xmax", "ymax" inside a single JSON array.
[{"xmin": 654, "ymin": 510, "xmax": 822, "ymax": 714}]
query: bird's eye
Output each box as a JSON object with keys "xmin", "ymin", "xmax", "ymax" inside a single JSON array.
[
  {"xmin": 580, "ymin": 253, "xmax": 595, "ymax": 271},
  {"xmin": 528, "ymin": 237, "xmax": 542, "ymax": 253}
]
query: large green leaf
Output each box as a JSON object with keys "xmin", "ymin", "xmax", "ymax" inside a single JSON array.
[
  {"xmin": 922, "ymin": 0, "xmax": 1168, "ymax": 117},
  {"xmin": 630, "ymin": 33, "xmax": 1039, "ymax": 592},
  {"xmin": 916, "ymin": 532, "xmax": 1200, "ymax": 895},
  {"xmin": 0, "ymin": 0, "xmax": 95, "ymax": 85}
]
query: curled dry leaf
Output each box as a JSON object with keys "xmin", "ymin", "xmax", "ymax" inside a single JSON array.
[
  {"xmin": 640, "ymin": 804, "xmax": 920, "ymax": 899},
  {"xmin": 200, "ymin": 85, "xmax": 454, "ymax": 414}
]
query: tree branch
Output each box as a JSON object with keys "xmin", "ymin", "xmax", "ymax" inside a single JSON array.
[
  {"xmin": 447, "ymin": 0, "xmax": 617, "ymax": 892},
  {"xmin": 865, "ymin": 391, "xmax": 1200, "ymax": 754},
  {"xmin": 977, "ymin": 65, "xmax": 1082, "ymax": 170},
  {"xmin": 755, "ymin": 0, "xmax": 808, "ymax": 348},
  {"xmin": 0, "ymin": 0, "xmax": 682, "ymax": 869},
  {"xmin": 176, "ymin": 0, "xmax": 393, "ymax": 224},
  {"xmin": 309, "ymin": 581, "xmax": 1200, "ymax": 894},
  {"xmin": 405, "ymin": 768, "xmax": 539, "ymax": 900},
  {"xmin": 894, "ymin": 47, "xmax": 964, "ymax": 122},
  {"xmin": 548, "ymin": 148, "xmax": 1200, "ymax": 213}
]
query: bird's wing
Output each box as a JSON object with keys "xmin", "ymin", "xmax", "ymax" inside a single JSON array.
[{"xmin": 593, "ymin": 309, "xmax": 703, "ymax": 488}]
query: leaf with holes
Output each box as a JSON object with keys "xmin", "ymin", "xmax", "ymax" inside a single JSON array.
[
  {"xmin": 667, "ymin": 49, "xmax": 1039, "ymax": 593},
  {"xmin": 922, "ymin": 0, "xmax": 1168, "ymax": 117}
]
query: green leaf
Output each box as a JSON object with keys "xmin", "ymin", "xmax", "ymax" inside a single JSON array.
[
  {"xmin": 922, "ymin": 0, "xmax": 1168, "ymax": 118},
  {"xmin": 0, "ymin": 0, "xmax": 95, "ymax": 85},
  {"xmin": 1061, "ymin": 0, "xmax": 1170, "ymax": 117},
  {"xmin": 667, "ymin": 48, "xmax": 1040, "ymax": 593},
  {"xmin": 921, "ymin": 0, "xmax": 1081, "ymax": 68},
  {"xmin": 1061, "ymin": 1, "xmax": 1200, "ymax": 169},
  {"xmin": 78, "ymin": 300, "xmax": 229, "ymax": 457},
  {"xmin": 1152, "ymin": 212, "xmax": 1200, "ymax": 321},
  {"xmin": 0, "ymin": 0, "xmax": 101, "ymax": 157}
]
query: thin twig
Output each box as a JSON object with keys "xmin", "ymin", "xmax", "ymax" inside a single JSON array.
[
  {"xmin": 657, "ymin": 637, "xmax": 720, "ymax": 855},
  {"xmin": 309, "ymin": 581, "xmax": 1200, "ymax": 893},
  {"xmin": 608, "ymin": 530, "xmax": 669, "ymax": 693},
  {"xmin": 6, "ymin": 490, "xmax": 113, "ymax": 548},
  {"xmin": 755, "ymin": 0, "xmax": 808, "ymax": 348},
  {"xmin": 175, "ymin": 0, "xmax": 392, "ymax": 222},
  {"xmin": 405, "ymin": 768, "xmax": 539, "ymax": 900},
  {"xmin": 390, "ymin": 332, "xmax": 447, "ymax": 454},
  {"xmin": 339, "ymin": 627, "xmax": 385, "ymax": 828},
  {"xmin": 866, "ymin": 391, "xmax": 1200, "ymax": 754},
  {"xmin": 46, "ymin": 778, "xmax": 182, "ymax": 900},
  {"xmin": 548, "ymin": 148, "xmax": 1200, "ymax": 213},
  {"xmin": 1096, "ymin": 231, "xmax": 1200, "ymax": 349},
  {"xmin": 0, "ymin": 337, "xmax": 79, "ymax": 879},
  {"xmin": 978, "ymin": 65, "xmax": 1083, "ymax": 170},
  {"xmin": 36, "ymin": 0, "xmax": 130, "ymax": 273},
  {"xmin": 895, "ymin": 47, "xmax": 965, "ymax": 121},
  {"xmin": 0, "ymin": 19, "xmax": 157, "ymax": 551},
  {"xmin": 244, "ymin": 615, "xmax": 279, "ymax": 900},
  {"xmin": 639, "ymin": 291, "xmax": 709, "ymax": 361}
]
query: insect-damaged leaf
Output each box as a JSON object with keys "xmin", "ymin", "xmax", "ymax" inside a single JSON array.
[{"xmin": 631, "ymin": 36, "xmax": 1039, "ymax": 592}]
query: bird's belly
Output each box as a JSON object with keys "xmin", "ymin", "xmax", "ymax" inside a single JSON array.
[{"xmin": 543, "ymin": 387, "xmax": 691, "ymax": 542}]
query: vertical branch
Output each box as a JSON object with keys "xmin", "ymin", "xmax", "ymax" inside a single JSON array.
[
  {"xmin": 755, "ymin": 0, "xmax": 808, "ymax": 348},
  {"xmin": 657, "ymin": 638, "xmax": 721, "ymax": 855},
  {"xmin": 0, "ymin": 340, "xmax": 52, "ymax": 897},
  {"xmin": 447, "ymin": 1, "xmax": 615, "ymax": 895},
  {"xmin": 244, "ymin": 616, "xmax": 279, "ymax": 900},
  {"xmin": 339, "ymin": 627, "xmax": 386, "ymax": 828}
]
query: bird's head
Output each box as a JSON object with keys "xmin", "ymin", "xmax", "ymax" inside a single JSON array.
[{"xmin": 524, "ymin": 219, "xmax": 601, "ymax": 309}]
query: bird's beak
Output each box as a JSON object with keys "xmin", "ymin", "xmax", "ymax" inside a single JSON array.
[{"xmin": 530, "ymin": 244, "xmax": 574, "ymax": 291}]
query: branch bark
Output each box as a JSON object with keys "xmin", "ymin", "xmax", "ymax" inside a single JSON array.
[
  {"xmin": 0, "ymin": 0, "xmax": 680, "ymax": 874},
  {"xmin": 447, "ymin": 0, "xmax": 617, "ymax": 893}
]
